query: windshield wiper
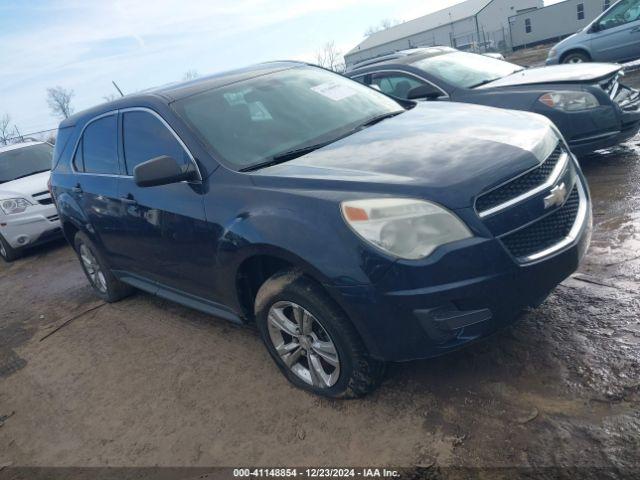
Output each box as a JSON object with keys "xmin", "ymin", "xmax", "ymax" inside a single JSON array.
[
  {"xmin": 469, "ymin": 78, "xmax": 498, "ymax": 88},
  {"xmin": 358, "ymin": 111, "xmax": 403, "ymax": 128},
  {"xmin": 7, "ymin": 169, "xmax": 50, "ymax": 181},
  {"xmin": 240, "ymin": 111, "xmax": 403, "ymax": 173},
  {"xmin": 240, "ymin": 141, "xmax": 335, "ymax": 172}
]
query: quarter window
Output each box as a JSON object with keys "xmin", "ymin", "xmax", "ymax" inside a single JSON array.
[
  {"xmin": 577, "ymin": 3, "xmax": 585, "ymax": 20},
  {"xmin": 79, "ymin": 115, "xmax": 119, "ymax": 174},
  {"xmin": 525, "ymin": 18, "xmax": 532, "ymax": 33},
  {"xmin": 370, "ymin": 73, "xmax": 427, "ymax": 99},
  {"xmin": 122, "ymin": 111, "xmax": 190, "ymax": 175}
]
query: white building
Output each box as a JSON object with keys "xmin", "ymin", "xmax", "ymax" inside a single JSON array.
[
  {"xmin": 344, "ymin": 0, "xmax": 543, "ymax": 67},
  {"xmin": 509, "ymin": 0, "xmax": 613, "ymax": 50}
]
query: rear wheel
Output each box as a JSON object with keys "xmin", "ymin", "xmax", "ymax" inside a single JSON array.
[
  {"xmin": 255, "ymin": 270, "xmax": 384, "ymax": 398},
  {"xmin": 562, "ymin": 51, "xmax": 590, "ymax": 64},
  {"xmin": 0, "ymin": 233, "xmax": 21, "ymax": 263},
  {"xmin": 74, "ymin": 231, "xmax": 134, "ymax": 302}
]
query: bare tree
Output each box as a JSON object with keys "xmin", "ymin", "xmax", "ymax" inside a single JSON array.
[
  {"xmin": 46, "ymin": 86, "xmax": 75, "ymax": 119},
  {"xmin": 103, "ymin": 93, "xmax": 119, "ymax": 102},
  {"xmin": 364, "ymin": 18, "xmax": 401, "ymax": 36},
  {"xmin": 0, "ymin": 114, "xmax": 11, "ymax": 145},
  {"xmin": 182, "ymin": 70, "xmax": 199, "ymax": 81},
  {"xmin": 316, "ymin": 41, "xmax": 345, "ymax": 73}
]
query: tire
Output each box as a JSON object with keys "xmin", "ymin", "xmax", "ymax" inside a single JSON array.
[
  {"xmin": 74, "ymin": 231, "xmax": 134, "ymax": 302},
  {"xmin": 255, "ymin": 270, "xmax": 384, "ymax": 398},
  {"xmin": 562, "ymin": 51, "xmax": 590, "ymax": 64},
  {"xmin": 0, "ymin": 233, "xmax": 21, "ymax": 263}
]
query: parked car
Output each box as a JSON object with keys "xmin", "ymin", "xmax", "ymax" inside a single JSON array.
[
  {"xmin": 50, "ymin": 63, "xmax": 592, "ymax": 397},
  {"xmin": 0, "ymin": 141, "xmax": 61, "ymax": 262},
  {"xmin": 546, "ymin": 0, "xmax": 640, "ymax": 65},
  {"xmin": 347, "ymin": 47, "xmax": 640, "ymax": 156}
]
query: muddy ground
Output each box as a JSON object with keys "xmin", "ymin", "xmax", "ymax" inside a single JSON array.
[{"xmin": 1, "ymin": 68, "xmax": 640, "ymax": 477}]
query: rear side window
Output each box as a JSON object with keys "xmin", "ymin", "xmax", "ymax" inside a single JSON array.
[
  {"xmin": 122, "ymin": 111, "xmax": 190, "ymax": 175},
  {"xmin": 76, "ymin": 115, "xmax": 119, "ymax": 174},
  {"xmin": 371, "ymin": 73, "xmax": 426, "ymax": 99}
]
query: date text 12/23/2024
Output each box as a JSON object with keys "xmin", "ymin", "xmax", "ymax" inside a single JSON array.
[{"xmin": 233, "ymin": 468, "xmax": 401, "ymax": 478}]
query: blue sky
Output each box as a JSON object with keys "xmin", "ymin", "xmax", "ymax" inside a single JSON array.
[{"xmin": 0, "ymin": 0, "xmax": 562, "ymax": 134}]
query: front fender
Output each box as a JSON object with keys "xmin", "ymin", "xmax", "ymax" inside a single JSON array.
[{"xmin": 216, "ymin": 205, "xmax": 394, "ymax": 288}]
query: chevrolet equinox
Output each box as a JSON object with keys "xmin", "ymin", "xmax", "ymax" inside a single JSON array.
[{"xmin": 50, "ymin": 63, "xmax": 592, "ymax": 398}]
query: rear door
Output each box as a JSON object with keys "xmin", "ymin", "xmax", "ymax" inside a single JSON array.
[
  {"xmin": 71, "ymin": 113, "xmax": 126, "ymax": 264},
  {"xmin": 591, "ymin": 0, "xmax": 640, "ymax": 62},
  {"xmin": 115, "ymin": 108, "xmax": 211, "ymax": 298}
]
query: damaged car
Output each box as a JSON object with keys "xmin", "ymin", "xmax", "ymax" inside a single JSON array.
[
  {"xmin": 348, "ymin": 47, "xmax": 640, "ymax": 156},
  {"xmin": 50, "ymin": 63, "xmax": 592, "ymax": 397}
]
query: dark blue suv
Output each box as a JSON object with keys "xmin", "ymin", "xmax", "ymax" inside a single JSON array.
[{"xmin": 50, "ymin": 63, "xmax": 592, "ymax": 398}]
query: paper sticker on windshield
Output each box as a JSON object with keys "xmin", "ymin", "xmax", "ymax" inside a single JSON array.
[{"xmin": 311, "ymin": 82, "xmax": 357, "ymax": 101}]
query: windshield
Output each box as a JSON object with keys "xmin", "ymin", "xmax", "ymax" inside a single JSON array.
[
  {"xmin": 0, "ymin": 143, "xmax": 53, "ymax": 184},
  {"xmin": 173, "ymin": 66, "xmax": 404, "ymax": 170},
  {"xmin": 411, "ymin": 51, "xmax": 523, "ymax": 89}
]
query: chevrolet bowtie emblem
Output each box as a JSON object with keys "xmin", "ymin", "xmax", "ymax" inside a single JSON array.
[{"xmin": 544, "ymin": 182, "xmax": 567, "ymax": 209}]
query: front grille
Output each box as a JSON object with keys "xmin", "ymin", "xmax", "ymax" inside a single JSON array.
[
  {"xmin": 476, "ymin": 145, "xmax": 563, "ymax": 213},
  {"xmin": 500, "ymin": 185, "xmax": 580, "ymax": 259},
  {"xmin": 32, "ymin": 191, "xmax": 53, "ymax": 205}
]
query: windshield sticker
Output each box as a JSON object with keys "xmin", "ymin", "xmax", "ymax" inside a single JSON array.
[{"xmin": 311, "ymin": 82, "xmax": 358, "ymax": 101}]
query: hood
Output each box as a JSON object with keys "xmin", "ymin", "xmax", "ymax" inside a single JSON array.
[
  {"xmin": 478, "ymin": 63, "xmax": 622, "ymax": 89},
  {"xmin": 253, "ymin": 102, "xmax": 558, "ymax": 209},
  {"xmin": 0, "ymin": 171, "xmax": 51, "ymax": 199}
]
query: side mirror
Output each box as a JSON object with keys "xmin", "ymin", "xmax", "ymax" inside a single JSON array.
[
  {"xmin": 134, "ymin": 155, "xmax": 197, "ymax": 187},
  {"xmin": 590, "ymin": 22, "xmax": 600, "ymax": 33},
  {"xmin": 407, "ymin": 84, "xmax": 443, "ymax": 100}
]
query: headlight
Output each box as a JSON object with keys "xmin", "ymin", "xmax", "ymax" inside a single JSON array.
[
  {"xmin": 341, "ymin": 198, "xmax": 472, "ymax": 260},
  {"xmin": 538, "ymin": 91, "xmax": 599, "ymax": 112},
  {"xmin": 0, "ymin": 198, "xmax": 32, "ymax": 215}
]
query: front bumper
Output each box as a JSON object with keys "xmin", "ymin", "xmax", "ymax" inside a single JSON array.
[
  {"xmin": 332, "ymin": 175, "xmax": 592, "ymax": 362},
  {"xmin": 568, "ymin": 115, "xmax": 640, "ymax": 156},
  {"xmin": 0, "ymin": 204, "xmax": 62, "ymax": 249}
]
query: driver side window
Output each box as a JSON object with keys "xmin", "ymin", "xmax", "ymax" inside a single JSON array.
[
  {"xmin": 598, "ymin": 0, "xmax": 640, "ymax": 30},
  {"xmin": 122, "ymin": 110, "xmax": 191, "ymax": 175},
  {"xmin": 370, "ymin": 73, "xmax": 426, "ymax": 99}
]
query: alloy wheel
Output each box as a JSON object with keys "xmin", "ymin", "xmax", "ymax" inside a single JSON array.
[
  {"xmin": 79, "ymin": 243, "xmax": 107, "ymax": 293},
  {"xmin": 267, "ymin": 301, "xmax": 340, "ymax": 388}
]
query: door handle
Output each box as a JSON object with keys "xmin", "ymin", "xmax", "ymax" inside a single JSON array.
[
  {"xmin": 72, "ymin": 183, "xmax": 83, "ymax": 194},
  {"xmin": 120, "ymin": 193, "xmax": 138, "ymax": 205}
]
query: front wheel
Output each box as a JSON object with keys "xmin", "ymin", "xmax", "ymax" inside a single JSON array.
[
  {"xmin": 0, "ymin": 233, "xmax": 21, "ymax": 263},
  {"xmin": 562, "ymin": 52, "xmax": 590, "ymax": 64},
  {"xmin": 255, "ymin": 271, "xmax": 384, "ymax": 398}
]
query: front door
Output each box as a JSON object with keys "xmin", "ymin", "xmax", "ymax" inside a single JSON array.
[
  {"xmin": 591, "ymin": 0, "xmax": 640, "ymax": 62},
  {"xmin": 114, "ymin": 109, "xmax": 212, "ymax": 299}
]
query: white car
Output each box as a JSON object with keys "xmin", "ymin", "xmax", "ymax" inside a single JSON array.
[{"xmin": 0, "ymin": 141, "xmax": 61, "ymax": 262}]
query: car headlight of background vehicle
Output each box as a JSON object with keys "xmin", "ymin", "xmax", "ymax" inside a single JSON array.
[
  {"xmin": 538, "ymin": 91, "xmax": 599, "ymax": 112},
  {"xmin": 341, "ymin": 198, "xmax": 472, "ymax": 260},
  {"xmin": 0, "ymin": 198, "xmax": 32, "ymax": 215}
]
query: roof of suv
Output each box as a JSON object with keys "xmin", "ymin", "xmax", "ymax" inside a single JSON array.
[
  {"xmin": 0, "ymin": 141, "xmax": 45, "ymax": 154},
  {"xmin": 59, "ymin": 61, "xmax": 306, "ymax": 129},
  {"xmin": 347, "ymin": 47, "xmax": 456, "ymax": 72}
]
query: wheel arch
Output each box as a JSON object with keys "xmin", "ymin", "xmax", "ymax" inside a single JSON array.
[
  {"xmin": 233, "ymin": 245, "xmax": 339, "ymax": 322},
  {"xmin": 560, "ymin": 48, "xmax": 591, "ymax": 63}
]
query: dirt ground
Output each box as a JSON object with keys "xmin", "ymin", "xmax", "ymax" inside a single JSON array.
[{"xmin": 1, "ymin": 63, "xmax": 640, "ymax": 476}]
